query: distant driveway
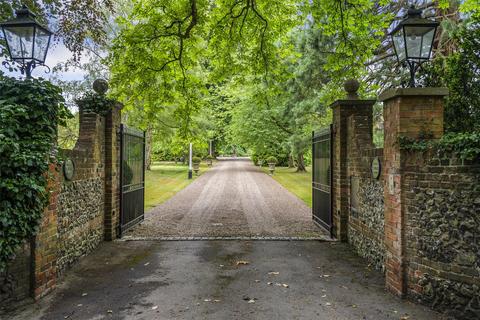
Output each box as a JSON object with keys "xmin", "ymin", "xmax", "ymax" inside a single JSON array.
[{"xmin": 126, "ymin": 158, "xmax": 326, "ymax": 239}]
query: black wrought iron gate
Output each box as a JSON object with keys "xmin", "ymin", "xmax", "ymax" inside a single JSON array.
[
  {"xmin": 312, "ymin": 125, "xmax": 333, "ymax": 235},
  {"xmin": 119, "ymin": 124, "xmax": 146, "ymax": 236}
]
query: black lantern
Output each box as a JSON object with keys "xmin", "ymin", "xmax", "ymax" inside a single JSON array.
[
  {"xmin": 390, "ymin": 6, "xmax": 439, "ymax": 87},
  {"xmin": 1, "ymin": 5, "xmax": 53, "ymax": 78}
]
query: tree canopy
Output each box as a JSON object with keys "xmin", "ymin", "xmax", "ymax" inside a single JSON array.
[{"xmin": 1, "ymin": 0, "xmax": 479, "ymax": 168}]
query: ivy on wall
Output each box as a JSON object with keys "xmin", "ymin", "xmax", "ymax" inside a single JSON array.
[
  {"xmin": 75, "ymin": 91, "xmax": 116, "ymax": 116},
  {"xmin": 0, "ymin": 74, "xmax": 71, "ymax": 271},
  {"xmin": 398, "ymin": 132, "xmax": 480, "ymax": 161}
]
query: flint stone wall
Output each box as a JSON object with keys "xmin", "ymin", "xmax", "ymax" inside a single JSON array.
[
  {"xmin": 57, "ymin": 178, "xmax": 104, "ymax": 273},
  {"xmin": 346, "ymin": 114, "xmax": 386, "ymax": 271},
  {"xmin": 404, "ymin": 151, "xmax": 480, "ymax": 320},
  {"xmin": 349, "ymin": 177, "xmax": 385, "ymax": 271}
]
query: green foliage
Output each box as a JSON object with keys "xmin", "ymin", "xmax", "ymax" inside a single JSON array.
[
  {"xmin": 75, "ymin": 91, "xmax": 117, "ymax": 116},
  {"xmin": 421, "ymin": 17, "xmax": 480, "ymax": 133},
  {"xmin": 0, "ymin": 1, "xmax": 114, "ymax": 62},
  {"xmin": 192, "ymin": 156, "xmax": 201, "ymax": 164},
  {"xmin": 122, "ymin": 161, "xmax": 134, "ymax": 185},
  {"xmin": 58, "ymin": 113, "xmax": 79, "ymax": 150},
  {"xmin": 266, "ymin": 156, "xmax": 278, "ymax": 164},
  {"xmin": 0, "ymin": 75, "xmax": 71, "ymax": 271},
  {"xmin": 398, "ymin": 132, "xmax": 480, "ymax": 161},
  {"xmin": 206, "ymin": 154, "xmax": 214, "ymax": 160}
]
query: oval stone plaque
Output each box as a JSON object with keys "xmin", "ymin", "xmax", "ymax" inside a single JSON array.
[
  {"xmin": 371, "ymin": 157, "xmax": 381, "ymax": 180},
  {"xmin": 63, "ymin": 158, "xmax": 75, "ymax": 181}
]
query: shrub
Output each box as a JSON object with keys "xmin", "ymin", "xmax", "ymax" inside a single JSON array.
[
  {"xmin": 0, "ymin": 75, "xmax": 71, "ymax": 271},
  {"xmin": 75, "ymin": 91, "xmax": 116, "ymax": 116},
  {"xmin": 192, "ymin": 156, "xmax": 201, "ymax": 164},
  {"xmin": 206, "ymin": 154, "xmax": 214, "ymax": 160},
  {"xmin": 420, "ymin": 19, "xmax": 480, "ymax": 133},
  {"xmin": 398, "ymin": 131, "xmax": 480, "ymax": 160},
  {"xmin": 266, "ymin": 156, "xmax": 278, "ymax": 164}
]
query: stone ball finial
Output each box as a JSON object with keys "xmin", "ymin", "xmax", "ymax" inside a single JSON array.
[
  {"xmin": 344, "ymin": 79, "xmax": 360, "ymax": 100},
  {"xmin": 93, "ymin": 79, "xmax": 109, "ymax": 95}
]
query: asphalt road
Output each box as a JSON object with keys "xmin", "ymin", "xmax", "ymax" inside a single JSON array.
[
  {"xmin": 10, "ymin": 241, "xmax": 447, "ymax": 320},
  {"xmin": 126, "ymin": 158, "xmax": 325, "ymax": 239}
]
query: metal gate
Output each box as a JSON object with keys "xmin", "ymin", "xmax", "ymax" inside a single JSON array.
[
  {"xmin": 312, "ymin": 125, "xmax": 333, "ymax": 235},
  {"xmin": 119, "ymin": 124, "xmax": 146, "ymax": 236}
]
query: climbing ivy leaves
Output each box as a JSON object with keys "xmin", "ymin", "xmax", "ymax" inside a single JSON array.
[{"xmin": 0, "ymin": 75, "xmax": 71, "ymax": 271}]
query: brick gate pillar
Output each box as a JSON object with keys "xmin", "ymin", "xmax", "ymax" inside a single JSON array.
[
  {"xmin": 331, "ymin": 82, "xmax": 375, "ymax": 241},
  {"xmin": 104, "ymin": 103, "xmax": 123, "ymax": 240},
  {"xmin": 379, "ymin": 87, "xmax": 448, "ymax": 297},
  {"xmin": 32, "ymin": 164, "xmax": 60, "ymax": 299}
]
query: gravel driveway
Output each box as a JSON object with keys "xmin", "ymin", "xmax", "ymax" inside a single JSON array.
[{"xmin": 125, "ymin": 158, "xmax": 327, "ymax": 239}]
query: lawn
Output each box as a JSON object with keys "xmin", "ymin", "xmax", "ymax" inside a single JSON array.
[
  {"xmin": 144, "ymin": 161, "xmax": 210, "ymax": 211},
  {"xmin": 262, "ymin": 166, "xmax": 312, "ymax": 207}
]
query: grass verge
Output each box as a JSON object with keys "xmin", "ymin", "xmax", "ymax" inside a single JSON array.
[
  {"xmin": 145, "ymin": 161, "xmax": 210, "ymax": 211},
  {"xmin": 262, "ymin": 166, "xmax": 312, "ymax": 207}
]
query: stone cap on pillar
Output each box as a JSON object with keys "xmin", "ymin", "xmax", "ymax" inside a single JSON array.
[
  {"xmin": 379, "ymin": 87, "xmax": 449, "ymax": 102},
  {"xmin": 330, "ymin": 79, "xmax": 376, "ymax": 108},
  {"xmin": 330, "ymin": 99, "xmax": 377, "ymax": 108}
]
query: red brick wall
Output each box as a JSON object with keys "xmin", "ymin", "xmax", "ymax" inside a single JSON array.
[
  {"xmin": 402, "ymin": 151, "xmax": 480, "ymax": 318},
  {"xmin": 331, "ymin": 100, "xmax": 375, "ymax": 241},
  {"xmin": 30, "ymin": 106, "xmax": 122, "ymax": 300},
  {"xmin": 32, "ymin": 163, "xmax": 60, "ymax": 299},
  {"xmin": 381, "ymin": 89, "xmax": 447, "ymax": 297},
  {"xmin": 346, "ymin": 113, "xmax": 385, "ymax": 271}
]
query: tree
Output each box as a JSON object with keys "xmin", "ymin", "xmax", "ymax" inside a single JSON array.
[{"xmin": 0, "ymin": 0, "xmax": 114, "ymax": 62}]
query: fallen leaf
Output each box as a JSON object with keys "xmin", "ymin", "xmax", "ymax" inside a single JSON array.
[
  {"xmin": 282, "ymin": 284, "xmax": 289, "ymax": 288},
  {"xmin": 321, "ymin": 295, "xmax": 327, "ymax": 298},
  {"xmin": 204, "ymin": 299, "xmax": 211, "ymax": 302},
  {"xmin": 213, "ymin": 299, "xmax": 221, "ymax": 303},
  {"xmin": 267, "ymin": 282, "xmax": 273, "ymax": 285},
  {"xmin": 400, "ymin": 316, "xmax": 410, "ymax": 320},
  {"xmin": 77, "ymin": 304, "xmax": 83, "ymax": 307},
  {"xmin": 248, "ymin": 299, "xmax": 256, "ymax": 304},
  {"xmin": 144, "ymin": 262, "xmax": 150, "ymax": 266},
  {"xmin": 323, "ymin": 275, "xmax": 331, "ymax": 278},
  {"xmin": 107, "ymin": 310, "xmax": 113, "ymax": 313},
  {"xmin": 219, "ymin": 265, "xmax": 224, "ymax": 267},
  {"xmin": 268, "ymin": 272, "xmax": 280, "ymax": 275},
  {"xmin": 236, "ymin": 261, "xmax": 249, "ymax": 265},
  {"xmin": 325, "ymin": 303, "xmax": 332, "ymax": 306},
  {"xmin": 351, "ymin": 304, "xmax": 357, "ymax": 308},
  {"xmin": 254, "ymin": 280, "xmax": 260, "ymax": 283},
  {"xmin": 152, "ymin": 306, "xmax": 158, "ymax": 310},
  {"xmin": 81, "ymin": 293, "xmax": 88, "ymax": 297}
]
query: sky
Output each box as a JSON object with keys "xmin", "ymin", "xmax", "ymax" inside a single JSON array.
[{"xmin": 1, "ymin": 41, "xmax": 87, "ymax": 81}]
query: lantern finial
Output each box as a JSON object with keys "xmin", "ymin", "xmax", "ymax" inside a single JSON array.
[{"xmin": 407, "ymin": 5, "xmax": 422, "ymax": 18}]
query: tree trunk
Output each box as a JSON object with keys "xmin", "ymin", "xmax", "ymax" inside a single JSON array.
[
  {"xmin": 288, "ymin": 154, "xmax": 295, "ymax": 168},
  {"xmin": 296, "ymin": 153, "xmax": 307, "ymax": 172},
  {"xmin": 145, "ymin": 125, "xmax": 152, "ymax": 171}
]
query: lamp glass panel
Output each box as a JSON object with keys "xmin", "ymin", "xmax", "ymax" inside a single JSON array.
[
  {"xmin": 404, "ymin": 25, "xmax": 435, "ymax": 60},
  {"xmin": 3, "ymin": 26, "xmax": 34, "ymax": 60},
  {"xmin": 33, "ymin": 27, "xmax": 51, "ymax": 62},
  {"xmin": 392, "ymin": 29, "xmax": 406, "ymax": 62},
  {"xmin": 420, "ymin": 28, "xmax": 435, "ymax": 59}
]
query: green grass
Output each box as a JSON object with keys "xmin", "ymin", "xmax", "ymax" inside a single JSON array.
[
  {"xmin": 144, "ymin": 161, "xmax": 210, "ymax": 211},
  {"xmin": 262, "ymin": 166, "xmax": 312, "ymax": 207}
]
